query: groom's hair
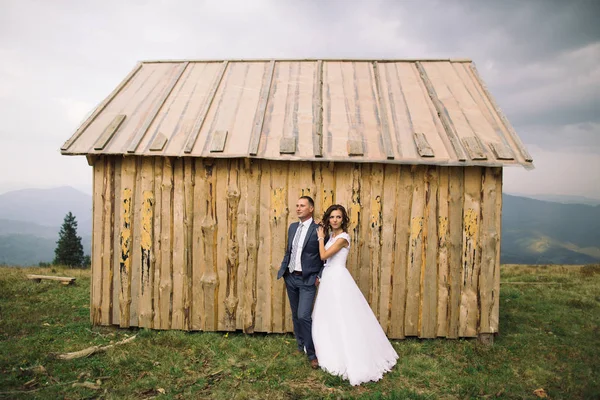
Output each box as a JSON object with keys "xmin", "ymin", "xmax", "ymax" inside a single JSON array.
[{"xmin": 299, "ymin": 196, "xmax": 314, "ymax": 208}]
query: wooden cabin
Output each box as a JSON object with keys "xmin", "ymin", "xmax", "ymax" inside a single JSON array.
[{"xmin": 61, "ymin": 59, "xmax": 533, "ymax": 340}]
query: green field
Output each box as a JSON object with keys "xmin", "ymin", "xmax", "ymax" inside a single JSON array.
[{"xmin": 1, "ymin": 265, "xmax": 599, "ymax": 399}]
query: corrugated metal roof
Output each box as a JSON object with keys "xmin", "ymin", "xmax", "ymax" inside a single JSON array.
[{"xmin": 61, "ymin": 59, "xmax": 533, "ymax": 167}]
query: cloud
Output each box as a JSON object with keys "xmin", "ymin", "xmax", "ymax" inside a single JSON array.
[
  {"xmin": 0, "ymin": 0, "xmax": 598, "ymax": 199},
  {"xmin": 504, "ymin": 143, "xmax": 600, "ymax": 198}
]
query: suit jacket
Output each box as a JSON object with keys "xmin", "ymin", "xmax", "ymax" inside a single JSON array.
[{"xmin": 277, "ymin": 220, "xmax": 325, "ymax": 286}]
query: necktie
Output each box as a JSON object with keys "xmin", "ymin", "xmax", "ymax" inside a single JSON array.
[{"xmin": 289, "ymin": 223, "xmax": 303, "ymax": 273}]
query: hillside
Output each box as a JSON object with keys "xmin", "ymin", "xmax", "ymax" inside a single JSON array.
[
  {"xmin": 507, "ymin": 193, "xmax": 600, "ymax": 206},
  {"xmin": 501, "ymin": 194, "xmax": 600, "ymax": 264}
]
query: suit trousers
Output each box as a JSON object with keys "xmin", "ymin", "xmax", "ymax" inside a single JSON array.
[{"xmin": 284, "ymin": 272, "xmax": 317, "ymax": 360}]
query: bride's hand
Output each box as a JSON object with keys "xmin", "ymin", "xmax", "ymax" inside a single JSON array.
[{"xmin": 316, "ymin": 226, "xmax": 325, "ymax": 240}]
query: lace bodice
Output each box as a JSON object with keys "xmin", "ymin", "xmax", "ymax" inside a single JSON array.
[{"xmin": 324, "ymin": 232, "xmax": 350, "ymax": 268}]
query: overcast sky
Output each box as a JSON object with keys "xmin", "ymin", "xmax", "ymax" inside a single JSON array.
[{"xmin": 1, "ymin": 0, "xmax": 599, "ymax": 199}]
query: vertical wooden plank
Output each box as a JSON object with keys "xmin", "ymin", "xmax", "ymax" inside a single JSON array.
[
  {"xmin": 447, "ymin": 167, "xmax": 464, "ymax": 338},
  {"xmin": 299, "ymin": 162, "xmax": 316, "ymax": 203},
  {"xmin": 138, "ymin": 158, "xmax": 154, "ymax": 328},
  {"xmin": 284, "ymin": 163, "xmax": 300, "ymax": 333},
  {"xmin": 317, "ymin": 162, "xmax": 335, "ymax": 217},
  {"xmin": 347, "ymin": 164, "xmax": 362, "ymax": 284},
  {"xmin": 91, "ymin": 158, "xmax": 104, "ymax": 325},
  {"xmin": 119, "ymin": 156, "xmax": 136, "ymax": 328},
  {"xmin": 333, "ymin": 163, "xmax": 352, "ymax": 212},
  {"xmin": 183, "ymin": 158, "xmax": 194, "ymax": 331},
  {"xmin": 255, "ymin": 160, "xmax": 272, "ymax": 332},
  {"xmin": 270, "ymin": 161, "xmax": 289, "ymax": 333},
  {"xmin": 191, "ymin": 158, "xmax": 206, "ymax": 330},
  {"xmin": 129, "ymin": 158, "xmax": 141, "ymax": 327},
  {"xmin": 171, "ymin": 158, "xmax": 185, "ymax": 330},
  {"xmin": 215, "ymin": 159, "xmax": 229, "ymax": 331},
  {"xmin": 225, "ymin": 161, "xmax": 241, "ymax": 331},
  {"xmin": 436, "ymin": 167, "xmax": 450, "ymax": 337},
  {"xmin": 200, "ymin": 160, "xmax": 218, "ymax": 331},
  {"xmin": 379, "ymin": 164, "xmax": 397, "ymax": 334},
  {"xmin": 479, "ymin": 167, "xmax": 501, "ymax": 334},
  {"xmin": 420, "ymin": 166, "xmax": 438, "ymax": 338},
  {"xmin": 244, "ymin": 160, "xmax": 261, "ymax": 333},
  {"xmin": 389, "ymin": 165, "xmax": 412, "ymax": 339},
  {"xmin": 459, "ymin": 167, "xmax": 482, "ymax": 337},
  {"xmin": 159, "ymin": 158, "xmax": 173, "ymax": 330},
  {"xmin": 357, "ymin": 164, "xmax": 372, "ymax": 301},
  {"xmin": 492, "ymin": 169, "xmax": 502, "ymax": 333},
  {"xmin": 112, "ymin": 157, "xmax": 122, "ymax": 326},
  {"xmin": 404, "ymin": 165, "xmax": 425, "ymax": 337},
  {"xmin": 101, "ymin": 158, "xmax": 115, "ymax": 326},
  {"xmin": 368, "ymin": 164, "xmax": 384, "ymax": 317},
  {"xmin": 152, "ymin": 158, "xmax": 163, "ymax": 329},
  {"xmin": 235, "ymin": 163, "xmax": 247, "ymax": 331}
]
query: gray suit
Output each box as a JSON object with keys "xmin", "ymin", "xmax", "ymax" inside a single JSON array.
[{"xmin": 277, "ymin": 220, "xmax": 325, "ymax": 360}]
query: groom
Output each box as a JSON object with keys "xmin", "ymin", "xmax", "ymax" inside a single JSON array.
[{"xmin": 277, "ymin": 196, "xmax": 325, "ymax": 369}]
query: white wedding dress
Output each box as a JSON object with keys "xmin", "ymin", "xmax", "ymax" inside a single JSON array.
[{"xmin": 312, "ymin": 233, "xmax": 398, "ymax": 386}]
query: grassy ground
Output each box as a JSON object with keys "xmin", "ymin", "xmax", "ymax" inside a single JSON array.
[{"xmin": 0, "ymin": 265, "xmax": 598, "ymax": 399}]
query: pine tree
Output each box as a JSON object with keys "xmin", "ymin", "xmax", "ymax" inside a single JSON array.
[{"xmin": 54, "ymin": 212, "xmax": 85, "ymax": 268}]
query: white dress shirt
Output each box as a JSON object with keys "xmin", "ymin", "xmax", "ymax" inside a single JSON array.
[{"xmin": 293, "ymin": 217, "xmax": 313, "ymax": 272}]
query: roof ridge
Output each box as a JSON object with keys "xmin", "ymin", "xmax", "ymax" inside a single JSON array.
[{"xmin": 139, "ymin": 58, "xmax": 473, "ymax": 63}]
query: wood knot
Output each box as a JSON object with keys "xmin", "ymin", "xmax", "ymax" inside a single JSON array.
[
  {"xmin": 200, "ymin": 274, "xmax": 217, "ymax": 286},
  {"xmin": 224, "ymin": 296, "xmax": 239, "ymax": 314},
  {"xmin": 227, "ymin": 189, "xmax": 240, "ymax": 199}
]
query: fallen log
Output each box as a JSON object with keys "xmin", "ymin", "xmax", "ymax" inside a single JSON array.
[
  {"xmin": 27, "ymin": 274, "xmax": 76, "ymax": 285},
  {"xmin": 55, "ymin": 335, "xmax": 137, "ymax": 360}
]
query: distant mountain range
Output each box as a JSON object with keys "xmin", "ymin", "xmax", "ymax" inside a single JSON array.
[
  {"xmin": 502, "ymin": 195, "xmax": 600, "ymax": 264},
  {"xmin": 0, "ymin": 187, "xmax": 92, "ymax": 266},
  {"xmin": 506, "ymin": 193, "xmax": 600, "ymax": 206},
  {"xmin": 0, "ymin": 186, "xmax": 598, "ymax": 266}
]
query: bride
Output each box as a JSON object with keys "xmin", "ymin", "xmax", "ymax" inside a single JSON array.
[{"xmin": 313, "ymin": 204, "xmax": 398, "ymax": 386}]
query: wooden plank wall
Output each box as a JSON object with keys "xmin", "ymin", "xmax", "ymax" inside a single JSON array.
[{"xmin": 90, "ymin": 156, "xmax": 502, "ymax": 338}]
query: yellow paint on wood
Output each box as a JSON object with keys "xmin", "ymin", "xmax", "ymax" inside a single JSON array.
[
  {"xmin": 141, "ymin": 191, "xmax": 154, "ymax": 249},
  {"xmin": 436, "ymin": 170, "xmax": 450, "ymax": 340},
  {"xmin": 138, "ymin": 157, "xmax": 155, "ymax": 328},
  {"xmin": 464, "ymin": 209, "xmax": 478, "ymax": 237},
  {"xmin": 410, "ymin": 217, "xmax": 424, "ymax": 237},
  {"xmin": 271, "ymin": 188, "xmax": 286, "ymax": 221},
  {"xmin": 120, "ymin": 188, "xmax": 132, "ymax": 271},
  {"xmin": 459, "ymin": 167, "xmax": 482, "ymax": 337},
  {"xmin": 119, "ymin": 186, "xmax": 132, "ymax": 327}
]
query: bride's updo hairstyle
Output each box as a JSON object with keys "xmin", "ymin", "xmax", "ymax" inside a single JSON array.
[{"xmin": 322, "ymin": 204, "xmax": 350, "ymax": 233}]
